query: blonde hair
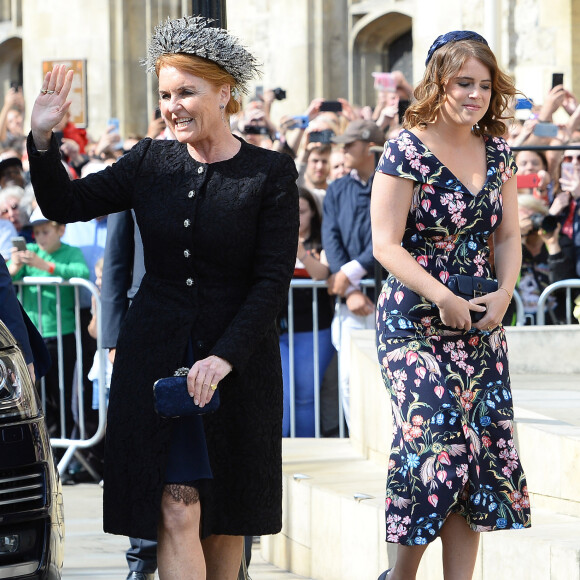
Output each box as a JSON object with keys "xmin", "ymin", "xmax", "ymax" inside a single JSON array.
[
  {"xmin": 404, "ymin": 39, "xmax": 517, "ymax": 137},
  {"xmin": 155, "ymin": 53, "xmax": 241, "ymax": 116},
  {"xmin": 517, "ymin": 193, "xmax": 548, "ymax": 215}
]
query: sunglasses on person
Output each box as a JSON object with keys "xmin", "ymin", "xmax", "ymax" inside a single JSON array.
[{"xmin": 563, "ymin": 154, "xmax": 580, "ymax": 163}]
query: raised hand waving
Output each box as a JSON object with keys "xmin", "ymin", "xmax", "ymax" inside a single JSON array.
[{"xmin": 31, "ymin": 64, "xmax": 74, "ymax": 150}]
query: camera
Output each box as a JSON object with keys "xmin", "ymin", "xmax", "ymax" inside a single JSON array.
[
  {"xmin": 244, "ymin": 125, "xmax": 270, "ymax": 136},
  {"xmin": 319, "ymin": 100, "xmax": 342, "ymax": 113},
  {"xmin": 530, "ymin": 213, "xmax": 559, "ymax": 233},
  {"xmin": 273, "ymin": 87, "xmax": 286, "ymax": 100},
  {"xmin": 309, "ymin": 129, "xmax": 335, "ymax": 144}
]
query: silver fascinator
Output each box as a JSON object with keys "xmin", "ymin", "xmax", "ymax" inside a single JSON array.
[{"xmin": 143, "ymin": 15, "xmax": 260, "ymax": 94}]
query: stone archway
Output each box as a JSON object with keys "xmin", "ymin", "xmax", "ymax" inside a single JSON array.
[
  {"xmin": 350, "ymin": 11, "xmax": 412, "ymax": 108},
  {"xmin": 0, "ymin": 36, "xmax": 23, "ymax": 101}
]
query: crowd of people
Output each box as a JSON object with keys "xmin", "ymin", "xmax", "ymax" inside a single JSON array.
[
  {"xmin": 0, "ymin": 18, "xmax": 579, "ymax": 580},
  {"xmin": 2, "ymin": 45, "xmax": 580, "ymax": 443}
]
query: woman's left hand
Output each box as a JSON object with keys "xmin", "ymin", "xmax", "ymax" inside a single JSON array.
[
  {"xmin": 470, "ymin": 290, "xmax": 511, "ymax": 332},
  {"xmin": 187, "ymin": 355, "xmax": 233, "ymax": 407}
]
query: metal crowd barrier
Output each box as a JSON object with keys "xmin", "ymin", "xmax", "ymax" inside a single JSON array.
[
  {"xmin": 535, "ymin": 279, "xmax": 580, "ymax": 325},
  {"xmin": 14, "ymin": 277, "xmax": 106, "ymax": 479},
  {"xmin": 284, "ymin": 279, "xmax": 527, "ymax": 438}
]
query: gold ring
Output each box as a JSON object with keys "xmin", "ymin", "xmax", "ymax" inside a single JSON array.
[
  {"xmin": 210, "ymin": 384, "xmax": 218, "ymax": 391},
  {"xmin": 488, "ymin": 325, "xmax": 494, "ymax": 331}
]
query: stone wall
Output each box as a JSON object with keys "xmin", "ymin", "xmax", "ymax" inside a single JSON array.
[{"xmin": 1, "ymin": 0, "xmax": 578, "ymax": 137}]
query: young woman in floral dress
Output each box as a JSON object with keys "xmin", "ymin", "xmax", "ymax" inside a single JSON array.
[{"xmin": 371, "ymin": 31, "xmax": 531, "ymax": 580}]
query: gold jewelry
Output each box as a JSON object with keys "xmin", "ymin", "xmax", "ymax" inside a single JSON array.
[
  {"xmin": 498, "ymin": 286, "xmax": 512, "ymax": 300},
  {"xmin": 487, "ymin": 325, "xmax": 494, "ymax": 331},
  {"xmin": 210, "ymin": 384, "xmax": 218, "ymax": 391}
]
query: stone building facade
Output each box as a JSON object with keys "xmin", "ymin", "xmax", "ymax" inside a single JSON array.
[{"xmin": 0, "ymin": 0, "xmax": 578, "ymax": 139}]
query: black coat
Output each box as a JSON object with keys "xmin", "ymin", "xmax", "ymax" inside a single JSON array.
[{"xmin": 28, "ymin": 134, "xmax": 299, "ymax": 539}]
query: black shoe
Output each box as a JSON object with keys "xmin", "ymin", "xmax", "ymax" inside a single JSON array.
[
  {"xmin": 126, "ymin": 573, "xmax": 155, "ymax": 580},
  {"xmin": 378, "ymin": 570, "xmax": 392, "ymax": 580}
]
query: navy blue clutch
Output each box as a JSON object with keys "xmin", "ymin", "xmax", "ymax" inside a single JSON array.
[
  {"xmin": 447, "ymin": 274, "xmax": 498, "ymax": 322},
  {"xmin": 153, "ymin": 368, "xmax": 220, "ymax": 418}
]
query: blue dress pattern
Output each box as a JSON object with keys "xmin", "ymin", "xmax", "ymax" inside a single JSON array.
[{"xmin": 375, "ymin": 130, "xmax": 531, "ymax": 545}]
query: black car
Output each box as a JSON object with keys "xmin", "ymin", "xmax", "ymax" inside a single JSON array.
[{"xmin": 0, "ymin": 319, "xmax": 64, "ymax": 579}]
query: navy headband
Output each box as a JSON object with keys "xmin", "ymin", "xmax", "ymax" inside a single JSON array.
[{"xmin": 425, "ymin": 30, "xmax": 489, "ymax": 66}]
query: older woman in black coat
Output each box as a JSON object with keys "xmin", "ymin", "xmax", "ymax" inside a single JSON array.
[{"xmin": 28, "ymin": 17, "xmax": 298, "ymax": 580}]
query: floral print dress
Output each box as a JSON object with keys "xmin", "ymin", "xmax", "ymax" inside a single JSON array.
[{"xmin": 375, "ymin": 130, "xmax": 531, "ymax": 545}]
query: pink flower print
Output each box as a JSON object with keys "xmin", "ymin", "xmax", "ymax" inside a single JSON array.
[
  {"xmin": 439, "ymin": 271, "xmax": 449, "ymax": 284},
  {"xmin": 419, "ymin": 164, "xmax": 430, "ymax": 176},
  {"xmin": 497, "ymin": 438, "xmax": 506, "ymax": 449},
  {"xmin": 422, "ymin": 184, "xmax": 435, "ymax": 195},
  {"xmin": 415, "ymin": 366, "xmax": 426, "ymax": 379},
  {"xmin": 491, "ymin": 214, "xmax": 498, "ymax": 227},
  {"xmin": 409, "ymin": 157, "xmax": 422, "ymax": 171},
  {"xmin": 506, "ymin": 459, "xmax": 519, "ymax": 470},
  {"xmin": 482, "ymin": 435, "xmax": 492, "ymax": 447},
  {"xmin": 430, "ymin": 210, "xmax": 437, "ymax": 217},
  {"xmin": 405, "ymin": 351, "xmax": 418, "ymax": 365},
  {"xmin": 456, "ymin": 464, "xmax": 469, "ymax": 484},
  {"xmin": 411, "ymin": 415, "xmax": 424, "ymax": 426},
  {"xmin": 436, "ymin": 470, "xmax": 447, "ymax": 483},
  {"xmin": 416, "ymin": 222, "xmax": 426, "ymax": 231},
  {"xmin": 438, "ymin": 451, "xmax": 451, "ymax": 466},
  {"xmin": 404, "ymin": 144, "xmax": 418, "ymax": 159},
  {"xmin": 394, "ymin": 290, "xmax": 404, "ymax": 304},
  {"xmin": 434, "ymin": 385, "xmax": 444, "ymax": 398},
  {"xmin": 446, "ymin": 480, "xmax": 453, "ymax": 489},
  {"xmin": 421, "ymin": 317, "xmax": 432, "ymax": 327},
  {"xmin": 496, "ymin": 362, "xmax": 504, "ymax": 374},
  {"xmin": 409, "ymin": 426, "xmax": 422, "ymax": 439},
  {"xmin": 421, "ymin": 198, "xmax": 431, "ymax": 212},
  {"xmin": 417, "ymin": 255, "xmax": 429, "ymax": 267},
  {"xmin": 502, "ymin": 466, "xmax": 513, "ymax": 477},
  {"xmin": 428, "ymin": 494, "xmax": 439, "ymax": 507}
]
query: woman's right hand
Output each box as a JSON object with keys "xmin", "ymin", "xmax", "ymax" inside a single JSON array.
[
  {"xmin": 31, "ymin": 64, "xmax": 74, "ymax": 149},
  {"xmin": 436, "ymin": 291, "xmax": 485, "ymax": 331}
]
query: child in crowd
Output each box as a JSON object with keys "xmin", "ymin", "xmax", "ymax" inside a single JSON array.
[
  {"xmin": 9, "ymin": 206, "xmax": 89, "ymax": 437},
  {"xmin": 87, "ymin": 257, "xmax": 112, "ymax": 411}
]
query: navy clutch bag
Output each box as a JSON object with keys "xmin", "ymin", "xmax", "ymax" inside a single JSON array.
[
  {"xmin": 447, "ymin": 274, "xmax": 498, "ymax": 322},
  {"xmin": 153, "ymin": 368, "xmax": 220, "ymax": 418}
]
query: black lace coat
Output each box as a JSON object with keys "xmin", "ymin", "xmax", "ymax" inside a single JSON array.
[{"xmin": 28, "ymin": 134, "xmax": 299, "ymax": 540}]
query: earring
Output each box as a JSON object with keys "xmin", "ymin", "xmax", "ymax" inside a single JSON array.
[{"xmin": 220, "ymin": 103, "xmax": 226, "ymax": 125}]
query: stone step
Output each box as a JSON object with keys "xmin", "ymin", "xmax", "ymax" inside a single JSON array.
[{"xmin": 264, "ymin": 438, "xmax": 580, "ymax": 580}]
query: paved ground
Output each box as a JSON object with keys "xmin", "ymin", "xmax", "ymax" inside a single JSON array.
[
  {"xmin": 57, "ymin": 371, "xmax": 579, "ymax": 579},
  {"xmin": 61, "ymin": 483, "xmax": 306, "ymax": 579}
]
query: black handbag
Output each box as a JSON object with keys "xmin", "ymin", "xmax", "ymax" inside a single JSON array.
[
  {"xmin": 447, "ymin": 274, "xmax": 499, "ymax": 322},
  {"xmin": 153, "ymin": 368, "xmax": 220, "ymax": 418}
]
